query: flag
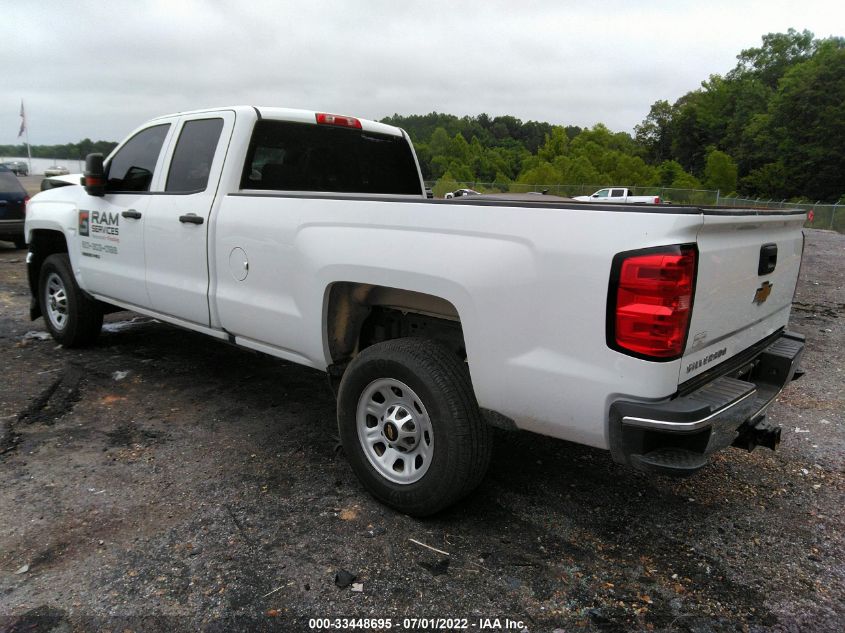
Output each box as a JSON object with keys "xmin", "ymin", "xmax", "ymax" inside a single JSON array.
[{"xmin": 18, "ymin": 100, "xmax": 26, "ymax": 138}]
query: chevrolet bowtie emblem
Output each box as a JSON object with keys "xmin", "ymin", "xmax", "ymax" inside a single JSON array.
[{"xmin": 753, "ymin": 281, "xmax": 773, "ymax": 305}]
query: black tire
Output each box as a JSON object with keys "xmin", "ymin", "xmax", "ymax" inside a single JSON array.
[
  {"xmin": 39, "ymin": 253, "xmax": 103, "ymax": 347},
  {"xmin": 13, "ymin": 236, "xmax": 26, "ymax": 250},
  {"xmin": 337, "ymin": 338, "xmax": 492, "ymax": 516}
]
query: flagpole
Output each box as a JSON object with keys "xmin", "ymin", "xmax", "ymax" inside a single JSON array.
[{"xmin": 25, "ymin": 124, "xmax": 32, "ymax": 175}]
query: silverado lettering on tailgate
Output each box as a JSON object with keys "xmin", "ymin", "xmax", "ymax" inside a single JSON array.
[{"xmin": 686, "ymin": 347, "xmax": 727, "ymax": 374}]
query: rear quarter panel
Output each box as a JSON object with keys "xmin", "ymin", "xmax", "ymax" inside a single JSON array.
[{"xmin": 213, "ymin": 196, "xmax": 704, "ymax": 449}]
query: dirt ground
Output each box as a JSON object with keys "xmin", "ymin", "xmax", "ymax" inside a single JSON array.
[{"xmin": 0, "ymin": 230, "xmax": 842, "ymax": 633}]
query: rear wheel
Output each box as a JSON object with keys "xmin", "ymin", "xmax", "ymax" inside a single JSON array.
[
  {"xmin": 337, "ymin": 338, "xmax": 491, "ymax": 516},
  {"xmin": 39, "ymin": 253, "xmax": 102, "ymax": 347}
]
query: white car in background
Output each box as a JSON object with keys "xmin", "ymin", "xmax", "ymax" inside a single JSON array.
[
  {"xmin": 444, "ymin": 188, "xmax": 480, "ymax": 199},
  {"xmin": 43, "ymin": 166, "xmax": 70, "ymax": 177}
]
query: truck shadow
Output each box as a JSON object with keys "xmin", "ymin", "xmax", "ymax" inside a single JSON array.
[{"xmin": 79, "ymin": 315, "xmax": 785, "ymax": 629}]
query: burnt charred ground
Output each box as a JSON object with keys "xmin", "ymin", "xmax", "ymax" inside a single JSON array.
[{"xmin": 0, "ymin": 230, "xmax": 842, "ymax": 633}]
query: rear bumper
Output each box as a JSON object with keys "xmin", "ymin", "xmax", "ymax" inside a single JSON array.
[
  {"xmin": 609, "ymin": 330, "xmax": 805, "ymax": 475},
  {"xmin": 0, "ymin": 219, "xmax": 24, "ymax": 239}
]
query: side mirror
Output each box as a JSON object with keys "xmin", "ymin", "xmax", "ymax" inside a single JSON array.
[{"xmin": 83, "ymin": 153, "xmax": 105, "ymax": 197}]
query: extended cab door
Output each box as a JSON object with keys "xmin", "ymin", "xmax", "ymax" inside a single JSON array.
[
  {"xmin": 77, "ymin": 123, "xmax": 173, "ymax": 307},
  {"xmin": 143, "ymin": 112, "xmax": 234, "ymax": 325}
]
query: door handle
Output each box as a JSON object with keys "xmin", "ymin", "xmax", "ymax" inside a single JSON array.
[
  {"xmin": 121, "ymin": 209, "xmax": 142, "ymax": 219},
  {"xmin": 758, "ymin": 243, "xmax": 778, "ymax": 275},
  {"xmin": 179, "ymin": 213, "xmax": 204, "ymax": 225}
]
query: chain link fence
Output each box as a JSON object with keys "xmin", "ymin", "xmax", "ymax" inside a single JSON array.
[
  {"xmin": 719, "ymin": 196, "xmax": 843, "ymax": 233},
  {"xmin": 425, "ymin": 180, "xmax": 720, "ymax": 203},
  {"xmin": 426, "ymin": 180, "xmax": 844, "ymax": 234}
]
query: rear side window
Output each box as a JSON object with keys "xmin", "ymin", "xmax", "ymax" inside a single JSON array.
[
  {"xmin": 166, "ymin": 118, "xmax": 224, "ymax": 193},
  {"xmin": 106, "ymin": 124, "xmax": 170, "ymax": 192},
  {"xmin": 241, "ymin": 120, "xmax": 421, "ymax": 195},
  {"xmin": 611, "ymin": 189, "xmax": 625, "ymax": 197}
]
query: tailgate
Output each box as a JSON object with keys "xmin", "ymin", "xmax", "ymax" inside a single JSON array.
[{"xmin": 680, "ymin": 210, "xmax": 806, "ymax": 383}]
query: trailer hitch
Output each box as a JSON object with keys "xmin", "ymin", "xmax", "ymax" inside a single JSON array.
[{"xmin": 733, "ymin": 416, "xmax": 782, "ymax": 452}]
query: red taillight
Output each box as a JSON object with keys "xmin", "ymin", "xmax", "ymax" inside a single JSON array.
[
  {"xmin": 315, "ymin": 112, "xmax": 362, "ymax": 129},
  {"xmin": 609, "ymin": 245, "xmax": 696, "ymax": 359},
  {"xmin": 654, "ymin": 196, "xmax": 661, "ymax": 204}
]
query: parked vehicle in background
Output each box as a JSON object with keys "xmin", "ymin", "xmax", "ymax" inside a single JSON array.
[
  {"xmin": 574, "ymin": 187, "xmax": 661, "ymax": 204},
  {"xmin": 0, "ymin": 166, "xmax": 29, "ymax": 248},
  {"xmin": 444, "ymin": 188, "xmax": 480, "ymax": 199},
  {"xmin": 24, "ymin": 106, "xmax": 807, "ymax": 516},
  {"xmin": 1, "ymin": 161, "xmax": 29, "ymax": 176},
  {"xmin": 43, "ymin": 165, "xmax": 70, "ymax": 177}
]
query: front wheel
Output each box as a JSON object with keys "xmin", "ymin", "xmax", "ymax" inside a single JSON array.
[
  {"xmin": 39, "ymin": 253, "xmax": 103, "ymax": 347},
  {"xmin": 337, "ymin": 338, "xmax": 492, "ymax": 516}
]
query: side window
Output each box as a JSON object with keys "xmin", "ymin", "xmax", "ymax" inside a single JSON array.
[
  {"xmin": 595, "ymin": 189, "xmax": 609, "ymax": 198},
  {"xmin": 240, "ymin": 120, "xmax": 422, "ymax": 195},
  {"xmin": 611, "ymin": 189, "xmax": 624, "ymax": 197},
  {"xmin": 165, "ymin": 118, "xmax": 224, "ymax": 193},
  {"xmin": 106, "ymin": 124, "xmax": 170, "ymax": 192}
]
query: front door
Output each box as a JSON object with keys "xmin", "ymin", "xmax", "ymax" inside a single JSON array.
[{"xmin": 77, "ymin": 123, "xmax": 173, "ymax": 307}]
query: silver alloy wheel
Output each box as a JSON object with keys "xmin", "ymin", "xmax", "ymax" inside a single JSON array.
[
  {"xmin": 356, "ymin": 378, "xmax": 434, "ymax": 485},
  {"xmin": 45, "ymin": 272, "xmax": 69, "ymax": 331}
]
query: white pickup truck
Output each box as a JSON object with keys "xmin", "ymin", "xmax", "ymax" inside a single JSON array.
[
  {"xmin": 574, "ymin": 187, "xmax": 661, "ymax": 204},
  {"xmin": 24, "ymin": 106, "xmax": 806, "ymax": 515}
]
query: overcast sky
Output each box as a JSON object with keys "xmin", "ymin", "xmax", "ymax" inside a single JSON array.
[{"xmin": 2, "ymin": 0, "xmax": 841, "ymax": 145}]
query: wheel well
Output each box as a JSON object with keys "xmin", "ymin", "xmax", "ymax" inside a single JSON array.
[
  {"xmin": 27, "ymin": 230, "xmax": 69, "ymax": 319},
  {"xmin": 325, "ymin": 283, "xmax": 466, "ymax": 367}
]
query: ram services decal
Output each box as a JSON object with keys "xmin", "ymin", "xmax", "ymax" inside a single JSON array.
[{"xmin": 79, "ymin": 209, "xmax": 120, "ymax": 258}]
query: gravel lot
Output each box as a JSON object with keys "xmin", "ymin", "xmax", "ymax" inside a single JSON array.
[{"xmin": 0, "ymin": 230, "xmax": 842, "ymax": 633}]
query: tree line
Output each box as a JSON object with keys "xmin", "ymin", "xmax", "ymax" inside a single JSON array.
[
  {"xmin": 386, "ymin": 29, "xmax": 843, "ymax": 202},
  {"xmin": 0, "ymin": 138, "xmax": 118, "ymax": 162},
  {"xmin": 4, "ymin": 30, "xmax": 842, "ymax": 201},
  {"xmin": 636, "ymin": 29, "xmax": 844, "ymax": 202}
]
